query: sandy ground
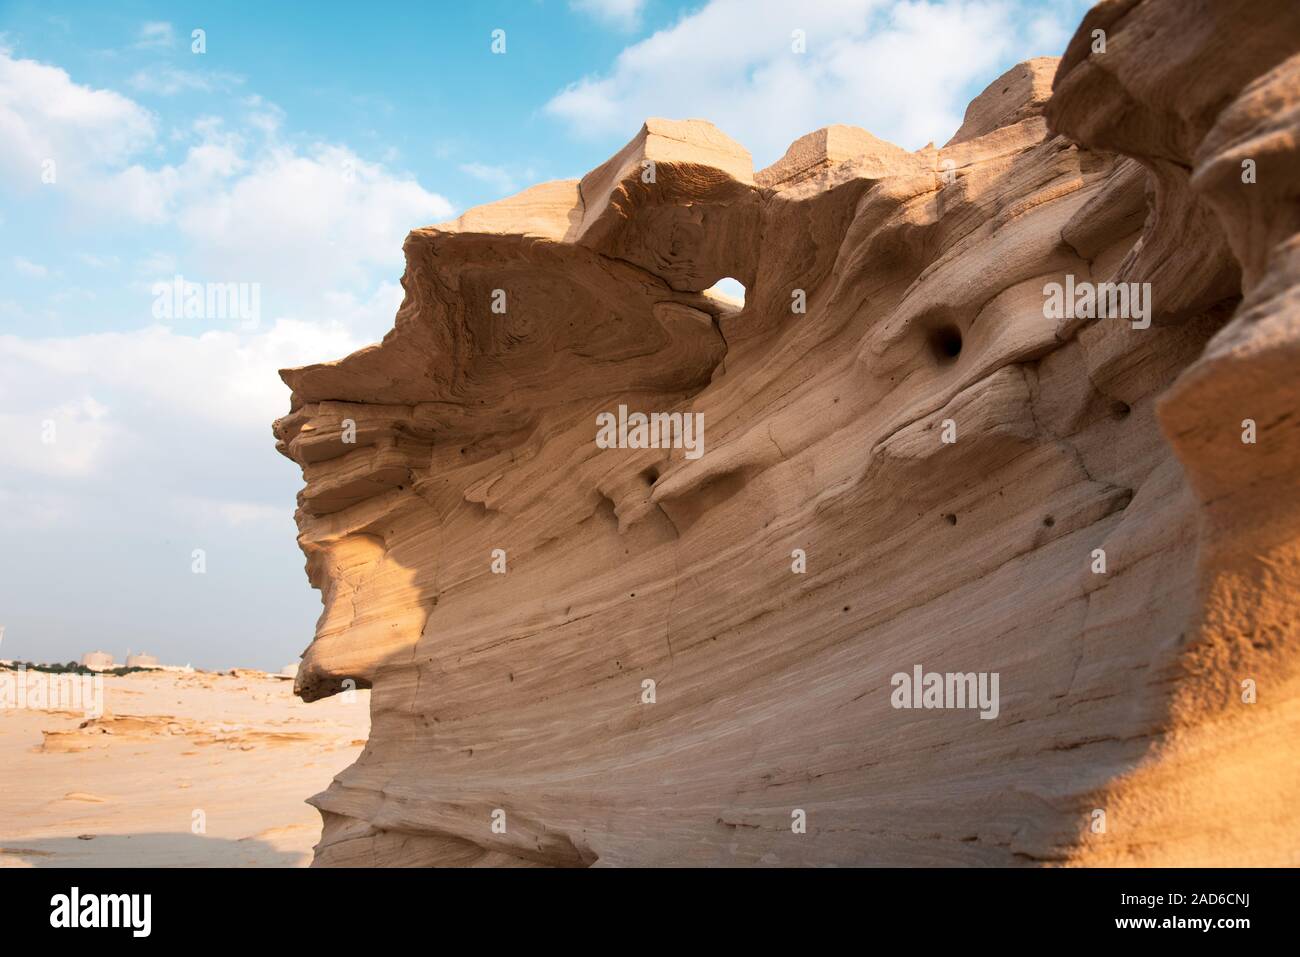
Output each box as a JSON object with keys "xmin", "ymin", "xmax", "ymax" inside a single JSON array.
[{"xmin": 0, "ymin": 668, "xmax": 368, "ymax": 867}]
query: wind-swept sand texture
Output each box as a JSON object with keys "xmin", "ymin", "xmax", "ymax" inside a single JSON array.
[
  {"xmin": 274, "ymin": 0, "xmax": 1300, "ymax": 866},
  {"xmin": 0, "ymin": 670, "xmax": 368, "ymax": 867}
]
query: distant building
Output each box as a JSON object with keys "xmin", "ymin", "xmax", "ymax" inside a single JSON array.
[
  {"xmin": 125, "ymin": 653, "xmax": 160, "ymax": 669},
  {"xmin": 80, "ymin": 651, "xmax": 115, "ymax": 671}
]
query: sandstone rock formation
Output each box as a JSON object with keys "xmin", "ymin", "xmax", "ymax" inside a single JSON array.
[{"xmin": 274, "ymin": 0, "xmax": 1300, "ymax": 866}]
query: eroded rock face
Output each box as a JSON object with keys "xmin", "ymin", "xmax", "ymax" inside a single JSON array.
[{"xmin": 274, "ymin": 0, "xmax": 1300, "ymax": 866}]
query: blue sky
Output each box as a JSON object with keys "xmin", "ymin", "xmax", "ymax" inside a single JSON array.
[{"xmin": 0, "ymin": 0, "xmax": 1091, "ymax": 670}]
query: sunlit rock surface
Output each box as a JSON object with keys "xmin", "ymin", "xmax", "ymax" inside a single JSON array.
[{"xmin": 274, "ymin": 0, "xmax": 1300, "ymax": 866}]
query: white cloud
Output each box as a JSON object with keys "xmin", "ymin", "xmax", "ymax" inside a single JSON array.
[
  {"xmin": 0, "ymin": 50, "xmax": 453, "ymax": 299},
  {"xmin": 13, "ymin": 257, "xmax": 48, "ymax": 278},
  {"xmin": 136, "ymin": 250, "xmax": 178, "ymax": 277},
  {"xmin": 166, "ymin": 143, "xmax": 453, "ymax": 292},
  {"xmin": 98, "ymin": 122, "xmax": 250, "ymax": 223},
  {"xmin": 218, "ymin": 501, "xmax": 290, "ymax": 526},
  {"xmin": 318, "ymin": 281, "xmax": 407, "ymax": 344},
  {"xmin": 176, "ymin": 496, "xmax": 293, "ymax": 527},
  {"xmin": 0, "ymin": 394, "xmax": 117, "ymax": 479},
  {"xmin": 240, "ymin": 94, "xmax": 285, "ymax": 135},
  {"xmin": 0, "ymin": 317, "xmax": 372, "ymax": 591},
  {"xmin": 0, "ymin": 485, "xmax": 79, "ymax": 530},
  {"xmin": 571, "ymin": 0, "xmax": 648, "ymax": 31},
  {"xmin": 78, "ymin": 253, "xmax": 121, "ymax": 269},
  {"xmin": 459, "ymin": 161, "xmax": 535, "ymax": 196},
  {"xmin": 0, "ymin": 49, "xmax": 156, "ymax": 187},
  {"xmin": 128, "ymin": 65, "xmax": 244, "ymax": 96},
  {"xmin": 135, "ymin": 21, "xmax": 175, "ymax": 49},
  {"xmin": 49, "ymin": 286, "xmax": 94, "ymax": 304},
  {"xmin": 1026, "ymin": 12, "xmax": 1072, "ymax": 52},
  {"xmin": 546, "ymin": 0, "xmax": 1084, "ymax": 165},
  {"xmin": 0, "ymin": 320, "xmax": 366, "ymax": 440}
]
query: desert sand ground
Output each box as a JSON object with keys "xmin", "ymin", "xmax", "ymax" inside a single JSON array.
[{"xmin": 0, "ymin": 668, "xmax": 368, "ymax": 866}]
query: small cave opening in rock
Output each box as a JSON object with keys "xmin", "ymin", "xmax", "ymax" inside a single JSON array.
[
  {"xmin": 928, "ymin": 324, "xmax": 964, "ymax": 363},
  {"xmin": 706, "ymin": 277, "xmax": 746, "ymax": 309}
]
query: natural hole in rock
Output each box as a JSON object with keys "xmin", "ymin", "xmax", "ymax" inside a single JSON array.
[
  {"xmin": 1043, "ymin": 515, "xmax": 1055, "ymax": 527},
  {"xmin": 945, "ymin": 513, "xmax": 958, "ymax": 525},
  {"xmin": 706, "ymin": 277, "xmax": 746, "ymax": 309},
  {"xmin": 1111, "ymin": 400, "xmax": 1131, "ymax": 420},
  {"xmin": 929, "ymin": 324, "xmax": 964, "ymax": 363}
]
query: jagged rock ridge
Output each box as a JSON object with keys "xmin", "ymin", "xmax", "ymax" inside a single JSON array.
[{"xmin": 274, "ymin": 0, "xmax": 1300, "ymax": 866}]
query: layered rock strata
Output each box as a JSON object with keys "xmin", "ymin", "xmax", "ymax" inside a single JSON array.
[{"xmin": 274, "ymin": 0, "xmax": 1300, "ymax": 865}]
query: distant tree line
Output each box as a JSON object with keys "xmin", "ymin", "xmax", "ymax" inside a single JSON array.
[{"xmin": 0, "ymin": 660, "xmax": 157, "ymax": 676}]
